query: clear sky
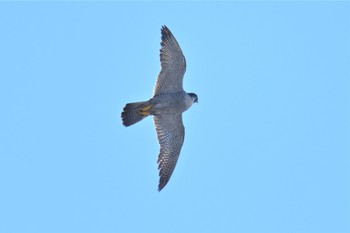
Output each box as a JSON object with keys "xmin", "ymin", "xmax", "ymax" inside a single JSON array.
[{"xmin": 0, "ymin": 2, "xmax": 349, "ymax": 233}]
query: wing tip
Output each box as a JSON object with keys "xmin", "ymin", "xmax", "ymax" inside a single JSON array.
[
  {"xmin": 158, "ymin": 176, "xmax": 169, "ymax": 192},
  {"xmin": 161, "ymin": 25, "xmax": 169, "ymax": 31},
  {"xmin": 161, "ymin": 25, "xmax": 172, "ymax": 38}
]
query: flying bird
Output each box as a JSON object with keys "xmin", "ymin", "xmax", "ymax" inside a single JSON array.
[{"xmin": 121, "ymin": 26, "xmax": 198, "ymax": 191}]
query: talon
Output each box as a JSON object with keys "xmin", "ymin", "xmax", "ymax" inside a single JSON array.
[{"xmin": 138, "ymin": 104, "xmax": 153, "ymax": 116}]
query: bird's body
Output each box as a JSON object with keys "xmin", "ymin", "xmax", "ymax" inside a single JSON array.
[
  {"xmin": 121, "ymin": 26, "xmax": 197, "ymax": 191},
  {"xmin": 151, "ymin": 92, "xmax": 194, "ymax": 115}
]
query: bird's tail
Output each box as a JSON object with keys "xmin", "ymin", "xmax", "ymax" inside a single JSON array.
[{"xmin": 121, "ymin": 101, "xmax": 153, "ymax": 127}]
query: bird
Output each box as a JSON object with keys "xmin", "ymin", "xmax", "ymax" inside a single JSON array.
[{"xmin": 121, "ymin": 26, "xmax": 198, "ymax": 191}]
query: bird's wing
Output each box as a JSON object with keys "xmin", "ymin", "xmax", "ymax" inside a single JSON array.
[
  {"xmin": 153, "ymin": 26, "xmax": 186, "ymax": 96},
  {"xmin": 153, "ymin": 113, "xmax": 185, "ymax": 191}
]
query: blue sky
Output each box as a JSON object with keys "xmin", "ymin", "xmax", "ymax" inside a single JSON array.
[{"xmin": 0, "ymin": 2, "xmax": 349, "ymax": 233}]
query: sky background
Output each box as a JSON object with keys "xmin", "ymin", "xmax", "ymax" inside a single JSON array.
[{"xmin": 0, "ymin": 2, "xmax": 349, "ymax": 233}]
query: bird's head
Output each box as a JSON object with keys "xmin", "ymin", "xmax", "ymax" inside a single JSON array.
[{"xmin": 189, "ymin": 93, "xmax": 198, "ymax": 103}]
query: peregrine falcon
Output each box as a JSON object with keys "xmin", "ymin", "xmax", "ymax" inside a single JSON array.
[{"xmin": 121, "ymin": 26, "xmax": 198, "ymax": 191}]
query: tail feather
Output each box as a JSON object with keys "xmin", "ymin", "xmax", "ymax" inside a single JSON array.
[{"xmin": 121, "ymin": 101, "xmax": 150, "ymax": 127}]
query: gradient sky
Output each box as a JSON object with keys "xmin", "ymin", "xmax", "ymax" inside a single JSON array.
[{"xmin": 0, "ymin": 2, "xmax": 349, "ymax": 233}]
